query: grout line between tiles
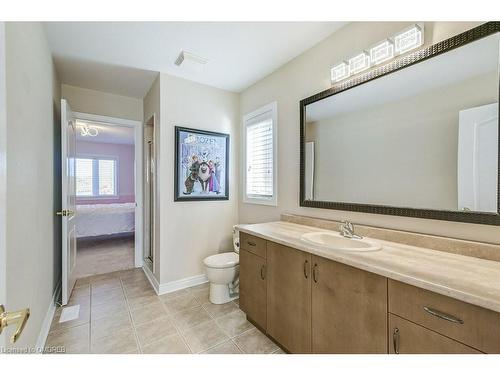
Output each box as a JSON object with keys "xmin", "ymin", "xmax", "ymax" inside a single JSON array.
[{"xmin": 121, "ymin": 277, "xmax": 143, "ymax": 354}]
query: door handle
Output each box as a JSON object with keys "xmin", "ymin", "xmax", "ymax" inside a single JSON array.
[
  {"xmin": 56, "ymin": 209, "xmax": 75, "ymax": 217},
  {"xmin": 312, "ymin": 263, "xmax": 318, "ymax": 283},
  {"xmin": 393, "ymin": 327, "xmax": 400, "ymax": 354},
  {"xmin": 260, "ymin": 265, "xmax": 266, "ymax": 280},
  {"xmin": 0, "ymin": 304, "xmax": 30, "ymax": 343},
  {"xmin": 303, "ymin": 260, "xmax": 309, "ymax": 279}
]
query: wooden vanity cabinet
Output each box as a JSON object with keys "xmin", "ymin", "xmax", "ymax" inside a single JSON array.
[
  {"xmin": 239, "ymin": 248, "xmax": 267, "ymax": 330},
  {"xmin": 266, "ymin": 242, "xmax": 312, "ymax": 353},
  {"xmin": 311, "ymin": 255, "xmax": 388, "ymax": 353}
]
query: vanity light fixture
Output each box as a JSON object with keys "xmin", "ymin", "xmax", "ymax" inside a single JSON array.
[
  {"xmin": 330, "ymin": 23, "xmax": 425, "ymax": 84},
  {"xmin": 370, "ymin": 39, "xmax": 395, "ymax": 65},
  {"xmin": 331, "ymin": 62, "xmax": 350, "ymax": 82},
  {"xmin": 348, "ymin": 51, "xmax": 371, "ymax": 74},
  {"xmin": 394, "ymin": 24, "xmax": 424, "ymax": 54}
]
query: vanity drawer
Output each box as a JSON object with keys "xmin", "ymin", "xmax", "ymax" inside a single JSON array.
[
  {"xmin": 388, "ymin": 280, "xmax": 500, "ymax": 353},
  {"xmin": 240, "ymin": 232, "xmax": 266, "ymax": 258}
]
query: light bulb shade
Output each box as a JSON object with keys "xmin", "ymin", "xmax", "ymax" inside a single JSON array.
[
  {"xmin": 394, "ymin": 24, "xmax": 424, "ymax": 54},
  {"xmin": 348, "ymin": 52, "xmax": 370, "ymax": 75},
  {"xmin": 331, "ymin": 62, "xmax": 350, "ymax": 83},
  {"xmin": 370, "ymin": 39, "xmax": 395, "ymax": 65}
]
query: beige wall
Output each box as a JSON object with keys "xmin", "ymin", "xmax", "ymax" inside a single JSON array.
[
  {"xmin": 158, "ymin": 73, "xmax": 240, "ymax": 284},
  {"xmin": 239, "ymin": 21, "xmax": 500, "ymax": 244},
  {"xmin": 4, "ymin": 22, "xmax": 61, "ymax": 348},
  {"xmin": 143, "ymin": 75, "xmax": 161, "ymax": 279},
  {"xmin": 61, "ymin": 84, "xmax": 143, "ymax": 121}
]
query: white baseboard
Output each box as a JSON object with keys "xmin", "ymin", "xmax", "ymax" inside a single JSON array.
[
  {"xmin": 142, "ymin": 267, "xmax": 208, "ymax": 296},
  {"xmin": 158, "ymin": 274, "xmax": 208, "ymax": 295},
  {"xmin": 35, "ymin": 281, "xmax": 61, "ymax": 351}
]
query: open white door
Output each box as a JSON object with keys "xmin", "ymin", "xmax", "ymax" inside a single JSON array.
[
  {"xmin": 60, "ymin": 99, "xmax": 77, "ymax": 305},
  {"xmin": 458, "ymin": 103, "xmax": 499, "ymax": 213}
]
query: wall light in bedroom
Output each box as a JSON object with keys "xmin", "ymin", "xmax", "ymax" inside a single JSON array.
[{"xmin": 77, "ymin": 121, "xmax": 99, "ymax": 137}]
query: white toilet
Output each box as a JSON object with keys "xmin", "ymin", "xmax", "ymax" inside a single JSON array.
[{"xmin": 203, "ymin": 227, "xmax": 240, "ymax": 304}]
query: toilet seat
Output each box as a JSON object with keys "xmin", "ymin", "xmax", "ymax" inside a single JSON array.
[{"xmin": 203, "ymin": 252, "xmax": 239, "ymax": 269}]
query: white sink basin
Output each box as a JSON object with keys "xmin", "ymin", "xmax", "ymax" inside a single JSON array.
[{"xmin": 300, "ymin": 232, "xmax": 382, "ymax": 252}]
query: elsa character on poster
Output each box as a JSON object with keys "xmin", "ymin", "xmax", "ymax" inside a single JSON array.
[{"xmin": 208, "ymin": 160, "xmax": 220, "ymax": 194}]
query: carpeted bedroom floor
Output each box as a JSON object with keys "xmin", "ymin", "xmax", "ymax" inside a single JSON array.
[{"xmin": 75, "ymin": 236, "xmax": 135, "ymax": 279}]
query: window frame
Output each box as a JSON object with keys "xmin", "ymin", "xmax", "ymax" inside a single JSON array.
[
  {"xmin": 242, "ymin": 101, "xmax": 278, "ymax": 206},
  {"xmin": 75, "ymin": 155, "xmax": 119, "ymax": 199}
]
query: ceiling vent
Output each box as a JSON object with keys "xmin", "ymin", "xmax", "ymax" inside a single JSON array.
[{"xmin": 175, "ymin": 51, "xmax": 208, "ymax": 72}]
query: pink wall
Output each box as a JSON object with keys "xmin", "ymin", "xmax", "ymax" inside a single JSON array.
[{"xmin": 76, "ymin": 141, "xmax": 135, "ymax": 205}]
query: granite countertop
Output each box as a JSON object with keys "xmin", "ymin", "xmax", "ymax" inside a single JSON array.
[{"xmin": 236, "ymin": 221, "xmax": 500, "ymax": 313}]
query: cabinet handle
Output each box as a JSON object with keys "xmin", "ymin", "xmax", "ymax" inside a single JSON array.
[
  {"xmin": 247, "ymin": 241, "xmax": 257, "ymax": 247},
  {"xmin": 260, "ymin": 265, "xmax": 266, "ymax": 280},
  {"xmin": 303, "ymin": 260, "xmax": 310, "ymax": 279},
  {"xmin": 312, "ymin": 263, "xmax": 318, "ymax": 283},
  {"xmin": 423, "ymin": 306, "xmax": 464, "ymax": 324},
  {"xmin": 393, "ymin": 327, "xmax": 400, "ymax": 354}
]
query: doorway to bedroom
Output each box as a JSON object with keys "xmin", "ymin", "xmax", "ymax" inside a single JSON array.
[{"xmin": 73, "ymin": 113, "xmax": 143, "ymax": 279}]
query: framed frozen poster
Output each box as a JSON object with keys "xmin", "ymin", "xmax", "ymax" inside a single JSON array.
[{"xmin": 174, "ymin": 126, "xmax": 229, "ymax": 201}]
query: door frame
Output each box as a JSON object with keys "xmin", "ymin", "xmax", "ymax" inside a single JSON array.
[
  {"xmin": 0, "ymin": 21, "xmax": 7, "ymax": 348},
  {"xmin": 73, "ymin": 111, "xmax": 144, "ymax": 268}
]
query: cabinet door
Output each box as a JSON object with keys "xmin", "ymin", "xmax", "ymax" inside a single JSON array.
[
  {"xmin": 389, "ymin": 314, "xmax": 481, "ymax": 354},
  {"xmin": 311, "ymin": 256, "xmax": 387, "ymax": 353},
  {"xmin": 267, "ymin": 242, "xmax": 312, "ymax": 353},
  {"xmin": 239, "ymin": 249, "xmax": 267, "ymax": 330}
]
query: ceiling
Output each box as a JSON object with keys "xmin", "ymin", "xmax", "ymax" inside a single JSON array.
[
  {"xmin": 76, "ymin": 121, "xmax": 135, "ymax": 145},
  {"xmin": 44, "ymin": 22, "xmax": 347, "ymax": 95},
  {"xmin": 55, "ymin": 57, "xmax": 159, "ymax": 98}
]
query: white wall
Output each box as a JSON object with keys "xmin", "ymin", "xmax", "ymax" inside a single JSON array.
[
  {"xmin": 158, "ymin": 73, "xmax": 239, "ymax": 284},
  {"xmin": 61, "ymin": 84, "xmax": 143, "ymax": 121},
  {"xmin": 239, "ymin": 21, "xmax": 500, "ymax": 244},
  {"xmin": 4, "ymin": 22, "xmax": 61, "ymax": 348}
]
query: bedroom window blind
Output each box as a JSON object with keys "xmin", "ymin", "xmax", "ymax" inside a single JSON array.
[
  {"xmin": 243, "ymin": 101, "xmax": 277, "ymax": 205},
  {"xmin": 76, "ymin": 158, "xmax": 94, "ymax": 196},
  {"xmin": 76, "ymin": 157, "xmax": 117, "ymax": 197}
]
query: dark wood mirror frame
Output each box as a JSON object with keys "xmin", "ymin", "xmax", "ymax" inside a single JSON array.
[{"xmin": 299, "ymin": 22, "xmax": 500, "ymax": 225}]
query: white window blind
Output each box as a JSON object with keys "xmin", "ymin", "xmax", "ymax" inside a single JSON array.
[
  {"xmin": 243, "ymin": 102, "xmax": 277, "ymax": 206},
  {"xmin": 76, "ymin": 158, "xmax": 93, "ymax": 196},
  {"xmin": 76, "ymin": 157, "xmax": 117, "ymax": 197},
  {"xmin": 246, "ymin": 116, "xmax": 274, "ymax": 198},
  {"xmin": 98, "ymin": 159, "xmax": 116, "ymax": 195}
]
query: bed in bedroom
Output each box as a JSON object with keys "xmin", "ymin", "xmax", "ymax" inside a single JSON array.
[{"xmin": 75, "ymin": 202, "xmax": 135, "ymax": 239}]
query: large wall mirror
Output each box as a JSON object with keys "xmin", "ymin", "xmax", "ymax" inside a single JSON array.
[{"xmin": 300, "ymin": 23, "xmax": 500, "ymax": 225}]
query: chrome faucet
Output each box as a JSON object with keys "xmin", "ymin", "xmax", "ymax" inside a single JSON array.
[{"xmin": 339, "ymin": 220, "xmax": 363, "ymax": 239}]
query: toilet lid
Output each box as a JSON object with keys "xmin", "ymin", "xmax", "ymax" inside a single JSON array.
[{"xmin": 203, "ymin": 252, "xmax": 239, "ymax": 269}]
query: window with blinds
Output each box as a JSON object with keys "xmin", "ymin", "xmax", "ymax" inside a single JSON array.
[
  {"xmin": 76, "ymin": 157, "xmax": 117, "ymax": 197},
  {"xmin": 244, "ymin": 102, "xmax": 277, "ymax": 205}
]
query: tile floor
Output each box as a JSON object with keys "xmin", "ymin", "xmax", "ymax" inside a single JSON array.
[
  {"xmin": 75, "ymin": 236, "xmax": 135, "ymax": 278},
  {"xmin": 45, "ymin": 268, "xmax": 284, "ymax": 354}
]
